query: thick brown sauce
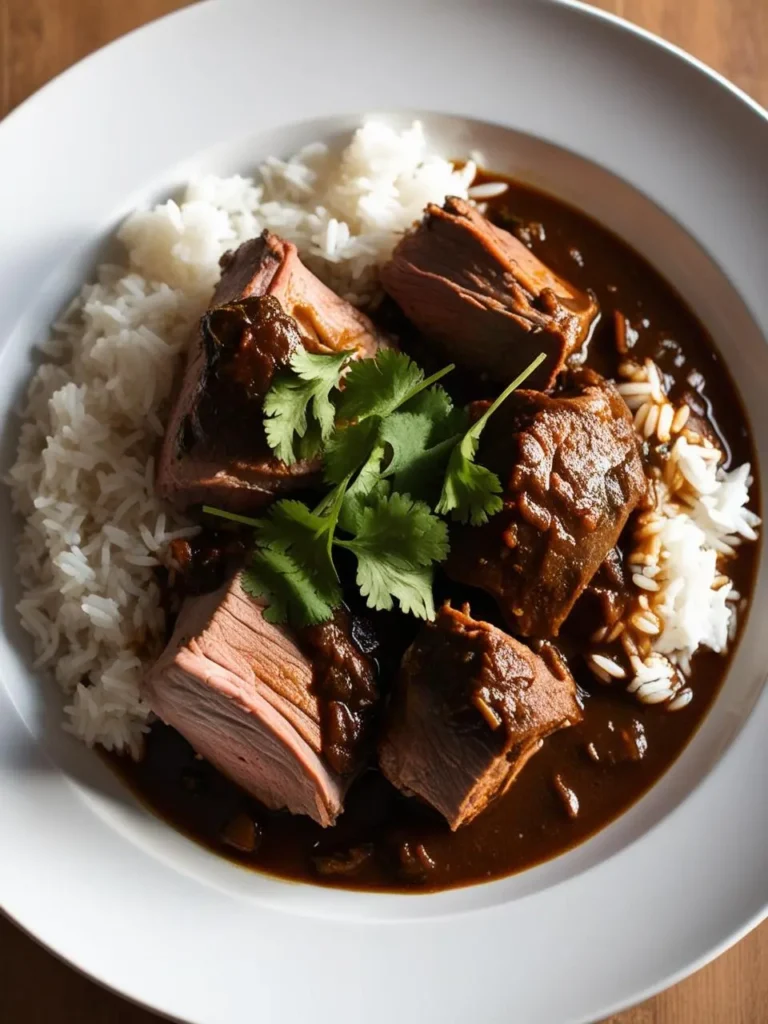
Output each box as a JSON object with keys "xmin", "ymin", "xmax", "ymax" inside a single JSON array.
[{"xmin": 110, "ymin": 175, "xmax": 759, "ymax": 891}]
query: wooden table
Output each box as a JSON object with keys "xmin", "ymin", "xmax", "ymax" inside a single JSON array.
[{"xmin": 0, "ymin": 1, "xmax": 766, "ymax": 1021}]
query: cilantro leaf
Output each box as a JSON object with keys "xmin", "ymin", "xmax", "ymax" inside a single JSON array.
[
  {"xmin": 392, "ymin": 434, "xmax": 463, "ymax": 504},
  {"xmin": 258, "ymin": 500, "xmax": 341, "ymax": 603},
  {"xmin": 338, "ymin": 444, "xmax": 388, "ymax": 533},
  {"xmin": 381, "ymin": 388, "xmax": 469, "ymax": 502},
  {"xmin": 336, "ymin": 349, "xmax": 423, "ymax": 423},
  {"xmin": 340, "ymin": 490, "xmax": 448, "ymax": 566},
  {"xmin": 324, "ymin": 417, "xmax": 381, "ymax": 485},
  {"xmin": 378, "ymin": 411, "xmax": 434, "ymax": 479},
  {"xmin": 239, "ymin": 484, "xmax": 351, "ymax": 625},
  {"xmin": 241, "ymin": 548, "xmax": 336, "ymax": 627},
  {"xmin": 337, "ymin": 491, "xmax": 448, "ymax": 618},
  {"xmin": 380, "ymin": 401, "xmax": 469, "ymax": 481},
  {"xmin": 398, "ymin": 384, "xmax": 454, "ymax": 424},
  {"xmin": 437, "ymin": 450, "xmax": 505, "ymax": 526},
  {"xmin": 352, "ymin": 559, "xmax": 436, "ymax": 619},
  {"xmin": 436, "ymin": 352, "xmax": 546, "ymax": 524},
  {"xmin": 263, "ymin": 349, "xmax": 350, "ymax": 465}
]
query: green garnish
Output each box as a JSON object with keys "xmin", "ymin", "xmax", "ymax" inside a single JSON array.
[
  {"xmin": 436, "ymin": 352, "xmax": 547, "ymax": 525},
  {"xmin": 263, "ymin": 349, "xmax": 351, "ymax": 465},
  {"xmin": 204, "ymin": 349, "xmax": 545, "ymax": 626}
]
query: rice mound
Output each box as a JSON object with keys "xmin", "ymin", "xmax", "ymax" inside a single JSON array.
[{"xmin": 8, "ymin": 121, "xmax": 476, "ymax": 755}]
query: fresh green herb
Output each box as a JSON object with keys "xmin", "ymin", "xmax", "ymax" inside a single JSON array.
[
  {"xmin": 241, "ymin": 547, "xmax": 337, "ymax": 626},
  {"xmin": 382, "ymin": 387, "xmax": 470, "ymax": 503},
  {"xmin": 337, "ymin": 491, "xmax": 448, "ymax": 618},
  {"xmin": 201, "ymin": 506, "xmax": 262, "ymax": 529},
  {"xmin": 436, "ymin": 353, "xmax": 547, "ymax": 525},
  {"xmin": 206, "ymin": 483, "xmax": 447, "ymax": 625},
  {"xmin": 263, "ymin": 348, "xmax": 351, "ymax": 465},
  {"xmin": 206, "ymin": 347, "xmax": 545, "ymax": 627},
  {"xmin": 334, "ymin": 349, "xmax": 453, "ymax": 424},
  {"xmin": 324, "ymin": 418, "xmax": 382, "ymax": 485}
]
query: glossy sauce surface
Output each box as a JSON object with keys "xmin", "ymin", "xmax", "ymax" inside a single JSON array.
[{"xmin": 111, "ymin": 176, "xmax": 759, "ymax": 891}]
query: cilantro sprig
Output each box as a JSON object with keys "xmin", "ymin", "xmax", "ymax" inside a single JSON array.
[
  {"xmin": 204, "ymin": 348, "xmax": 544, "ymax": 627},
  {"xmin": 263, "ymin": 349, "xmax": 351, "ymax": 464},
  {"xmin": 436, "ymin": 352, "xmax": 547, "ymax": 525}
]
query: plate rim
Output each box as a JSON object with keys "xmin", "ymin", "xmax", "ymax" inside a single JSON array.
[{"xmin": 1, "ymin": 1, "xmax": 767, "ymax": 1021}]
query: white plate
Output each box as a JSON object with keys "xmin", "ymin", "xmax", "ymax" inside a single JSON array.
[{"xmin": 1, "ymin": 1, "xmax": 767, "ymax": 1021}]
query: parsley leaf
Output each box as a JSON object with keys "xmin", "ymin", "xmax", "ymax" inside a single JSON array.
[
  {"xmin": 263, "ymin": 349, "xmax": 350, "ymax": 465},
  {"xmin": 437, "ymin": 352, "xmax": 547, "ymax": 524}
]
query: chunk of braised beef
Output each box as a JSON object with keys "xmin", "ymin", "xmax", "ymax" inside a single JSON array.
[
  {"xmin": 378, "ymin": 604, "xmax": 582, "ymax": 830},
  {"xmin": 574, "ymin": 547, "xmax": 631, "ymax": 635},
  {"xmin": 144, "ymin": 575, "xmax": 356, "ymax": 827},
  {"xmin": 447, "ymin": 369, "xmax": 646, "ymax": 637},
  {"xmin": 157, "ymin": 231, "xmax": 389, "ymax": 514},
  {"xmin": 381, "ymin": 197, "xmax": 598, "ymax": 389}
]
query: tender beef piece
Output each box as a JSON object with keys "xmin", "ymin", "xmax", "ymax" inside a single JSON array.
[
  {"xmin": 157, "ymin": 232, "xmax": 388, "ymax": 512},
  {"xmin": 447, "ymin": 368, "xmax": 646, "ymax": 637},
  {"xmin": 378, "ymin": 605, "xmax": 582, "ymax": 830},
  {"xmin": 380, "ymin": 197, "xmax": 597, "ymax": 389},
  {"xmin": 143, "ymin": 576, "xmax": 377, "ymax": 826}
]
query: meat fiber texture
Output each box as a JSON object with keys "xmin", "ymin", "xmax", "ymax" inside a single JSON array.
[
  {"xmin": 144, "ymin": 575, "xmax": 350, "ymax": 826},
  {"xmin": 448, "ymin": 369, "xmax": 647, "ymax": 637},
  {"xmin": 381, "ymin": 197, "xmax": 598, "ymax": 389},
  {"xmin": 157, "ymin": 231, "xmax": 389, "ymax": 512},
  {"xmin": 379, "ymin": 604, "xmax": 582, "ymax": 829}
]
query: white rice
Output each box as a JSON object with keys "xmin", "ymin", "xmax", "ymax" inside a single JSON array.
[
  {"xmin": 8, "ymin": 121, "xmax": 478, "ymax": 755},
  {"xmin": 592, "ymin": 360, "xmax": 760, "ymax": 708}
]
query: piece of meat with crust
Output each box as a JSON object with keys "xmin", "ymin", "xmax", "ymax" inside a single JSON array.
[
  {"xmin": 143, "ymin": 576, "xmax": 377, "ymax": 826},
  {"xmin": 157, "ymin": 232, "xmax": 389, "ymax": 512},
  {"xmin": 378, "ymin": 604, "xmax": 582, "ymax": 830},
  {"xmin": 380, "ymin": 197, "xmax": 597, "ymax": 389},
  {"xmin": 447, "ymin": 368, "xmax": 647, "ymax": 637}
]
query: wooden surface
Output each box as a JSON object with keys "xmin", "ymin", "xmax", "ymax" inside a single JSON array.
[{"xmin": 0, "ymin": 1, "xmax": 766, "ymax": 1021}]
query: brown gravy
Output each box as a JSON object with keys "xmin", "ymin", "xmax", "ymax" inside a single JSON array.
[{"xmin": 109, "ymin": 174, "xmax": 759, "ymax": 892}]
